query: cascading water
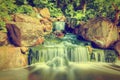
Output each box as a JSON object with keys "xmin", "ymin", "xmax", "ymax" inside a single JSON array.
[
  {"xmin": 28, "ymin": 44, "xmax": 90, "ymax": 65},
  {"xmin": 27, "ymin": 33, "xmax": 119, "ymax": 80},
  {"xmin": 28, "ymin": 33, "xmax": 117, "ymax": 65}
]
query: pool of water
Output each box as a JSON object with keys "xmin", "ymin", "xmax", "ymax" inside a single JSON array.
[{"xmin": 0, "ymin": 62, "xmax": 120, "ymax": 80}]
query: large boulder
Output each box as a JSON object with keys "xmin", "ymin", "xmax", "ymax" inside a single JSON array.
[
  {"xmin": 6, "ymin": 22, "xmax": 45, "ymax": 47},
  {"xmin": 0, "ymin": 46, "xmax": 27, "ymax": 70},
  {"xmin": 0, "ymin": 32, "xmax": 8, "ymax": 46},
  {"xmin": 6, "ymin": 14, "xmax": 52, "ymax": 47},
  {"xmin": 79, "ymin": 17, "xmax": 119, "ymax": 48},
  {"xmin": 12, "ymin": 13, "xmax": 40, "ymax": 25}
]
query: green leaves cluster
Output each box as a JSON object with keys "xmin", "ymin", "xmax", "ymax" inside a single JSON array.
[
  {"xmin": 64, "ymin": 4, "xmax": 85, "ymax": 21},
  {"xmin": 13, "ymin": 5, "xmax": 35, "ymax": 15},
  {"xmin": 0, "ymin": 0, "xmax": 36, "ymax": 32},
  {"xmin": 33, "ymin": 0, "xmax": 63, "ymax": 17},
  {"xmin": 0, "ymin": 0, "xmax": 16, "ymax": 32},
  {"xmin": 86, "ymin": 0, "xmax": 120, "ymax": 20},
  {"xmin": 0, "ymin": 0, "xmax": 120, "ymax": 32}
]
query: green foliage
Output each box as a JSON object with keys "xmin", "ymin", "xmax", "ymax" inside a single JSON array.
[
  {"xmin": 86, "ymin": 0, "xmax": 120, "ymax": 20},
  {"xmin": 0, "ymin": 0, "xmax": 16, "ymax": 20},
  {"xmin": 33, "ymin": 0, "xmax": 63, "ymax": 17},
  {"xmin": 47, "ymin": 3, "xmax": 63, "ymax": 17},
  {"xmin": 13, "ymin": 5, "xmax": 35, "ymax": 15},
  {"xmin": 0, "ymin": 0, "xmax": 16, "ymax": 32},
  {"xmin": 33, "ymin": 0, "xmax": 48, "ymax": 8},
  {"xmin": 64, "ymin": 4, "xmax": 85, "ymax": 21},
  {"xmin": 0, "ymin": 20, "xmax": 7, "ymax": 32},
  {"xmin": 0, "ymin": 0, "xmax": 36, "ymax": 32},
  {"xmin": 16, "ymin": 0, "xmax": 28, "ymax": 5},
  {"xmin": 0, "ymin": 0, "xmax": 120, "ymax": 31}
]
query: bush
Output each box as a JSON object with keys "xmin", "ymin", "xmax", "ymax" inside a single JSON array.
[
  {"xmin": 0, "ymin": 0, "xmax": 36, "ymax": 32},
  {"xmin": 13, "ymin": 5, "xmax": 35, "ymax": 15},
  {"xmin": 0, "ymin": 20, "xmax": 7, "ymax": 32}
]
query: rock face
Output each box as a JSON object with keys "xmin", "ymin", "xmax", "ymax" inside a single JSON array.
[
  {"xmin": 114, "ymin": 41, "xmax": 120, "ymax": 56},
  {"xmin": 118, "ymin": 27, "xmax": 120, "ymax": 40},
  {"xmin": 13, "ymin": 13, "xmax": 40, "ymax": 24},
  {"xmin": 39, "ymin": 8, "xmax": 50, "ymax": 19},
  {"xmin": 0, "ymin": 32, "xmax": 8, "ymax": 46},
  {"xmin": 0, "ymin": 46, "xmax": 27, "ymax": 70},
  {"xmin": 6, "ymin": 22, "xmax": 44, "ymax": 47},
  {"xmin": 6, "ymin": 13, "xmax": 52, "ymax": 47},
  {"xmin": 79, "ymin": 17, "xmax": 119, "ymax": 48}
]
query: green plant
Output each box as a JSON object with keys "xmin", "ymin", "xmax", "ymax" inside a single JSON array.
[
  {"xmin": 47, "ymin": 3, "xmax": 63, "ymax": 17},
  {"xmin": 13, "ymin": 5, "xmax": 35, "ymax": 15},
  {"xmin": 0, "ymin": 0, "xmax": 37, "ymax": 32},
  {"xmin": 0, "ymin": 20, "xmax": 7, "ymax": 32},
  {"xmin": 0, "ymin": 0, "xmax": 16, "ymax": 32},
  {"xmin": 16, "ymin": 0, "xmax": 28, "ymax": 5},
  {"xmin": 33, "ymin": 0, "xmax": 64, "ymax": 17},
  {"xmin": 86, "ymin": 0, "xmax": 120, "ymax": 20},
  {"xmin": 33, "ymin": 0, "xmax": 48, "ymax": 8}
]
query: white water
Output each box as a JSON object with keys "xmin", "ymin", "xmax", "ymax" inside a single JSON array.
[
  {"xmin": 27, "ymin": 33, "xmax": 119, "ymax": 80},
  {"xmin": 28, "ymin": 42, "xmax": 116, "ymax": 65},
  {"xmin": 28, "ymin": 42, "xmax": 91, "ymax": 65}
]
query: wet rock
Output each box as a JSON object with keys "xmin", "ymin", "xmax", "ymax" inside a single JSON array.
[
  {"xmin": 53, "ymin": 31, "xmax": 65, "ymax": 38},
  {"xmin": 0, "ymin": 31, "xmax": 8, "ymax": 46},
  {"xmin": 0, "ymin": 46, "xmax": 27, "ymax": 70},
  {"xmin": 114, "ymin": 41, "xmax": 120, "ymax": 56},
  {"xmin": 79, "ymin": 17, "xmax": 119, "ymax": 48},
  {"xmin": 6, "ymin": 22, "xmax": 44, "ymax": 47},
  {"xmin": 20, "ymin": 47, "xmax": 29, "ymax": 54},
  {"xmin": 39, "ymin": 18, "xmax": 53, "ymax": 34},
  {"xmin": 54, "ymin": 16, "xmax": 66, "ymax": 22},
  {"xmin": 32, "ymin": 37, "xmax": 44, "ymax": 46}
]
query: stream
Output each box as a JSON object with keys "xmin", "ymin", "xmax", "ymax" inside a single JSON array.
[{"xmin": 0, "ymin": 33, "xmax": 120, "ymax": 80}]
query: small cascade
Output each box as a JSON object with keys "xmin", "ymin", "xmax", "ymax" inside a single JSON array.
[
  {"xmin": 28, "ymin": 44, "xmax": 90, "ymax": 65},
  {"xmin": 90, "ymin": 49, "xmax": 117, "ymax": 63},
  {"xmin": 28, "ymin": 45, "xmax": 117, "ymax": 65},
  {"xmin": 28, "ymin": 33, "xmax": 117, "ymax": 65},
  {"xmin": 91, "ymin": 49, "xmax": 105, "ymax": 62}
]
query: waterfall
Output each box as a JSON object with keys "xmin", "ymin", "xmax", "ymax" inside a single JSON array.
[
  {"xmin": 28, "ymin": 45, "xmax": 117, "ymax": 65},
  {"xmin": 27, "ymin": 33, "xmax": 119, "ymax": 80},
  {"xmin": 28, "ymin": 33, "xmax": 117, "ymax": 65},
  {"xmin": 91, "ymin": 49, "xmax": 105, "ymax": 62},
  {"xmin": 28, "ymin": 44, "xmax": 90, "ymax": 65}
]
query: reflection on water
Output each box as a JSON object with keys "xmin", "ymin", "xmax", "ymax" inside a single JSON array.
[
  {"xmin": 0, "ymin": 62, "xmax": 120, "ymax": 80},
  {"xmin": 28, "ymin": 62, "xmax": 120, "ymax": 80}
]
